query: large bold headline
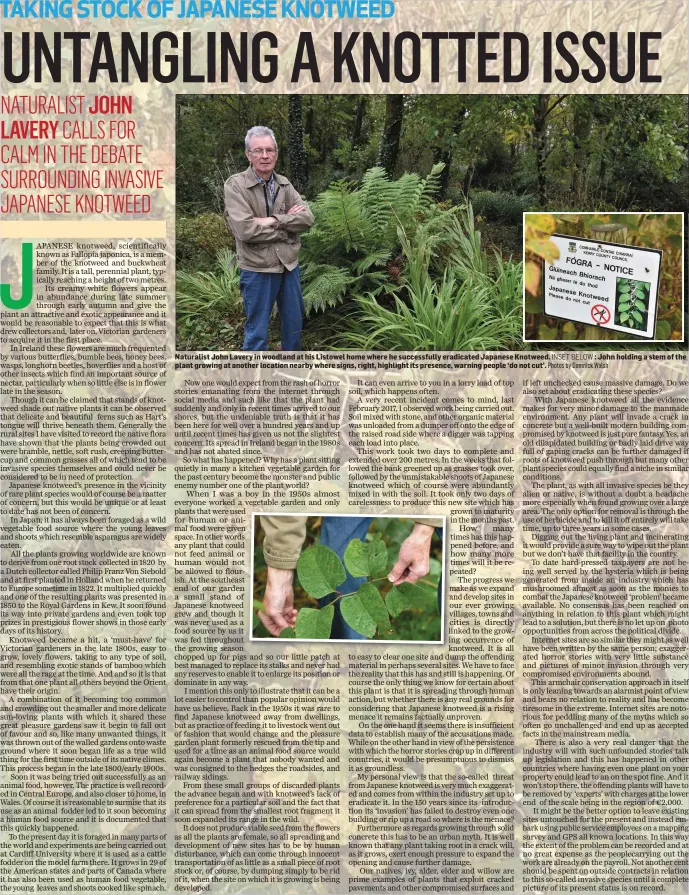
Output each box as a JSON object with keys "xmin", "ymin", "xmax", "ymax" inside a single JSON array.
[{"xmin": 4, "ymin": 29, "xmax": 662, "ymax": 84}]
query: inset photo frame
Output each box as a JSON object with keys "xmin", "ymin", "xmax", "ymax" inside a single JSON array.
[
  {"xmin": 523, "ymin": 212, "xmax": 684, "ymax": 343},
  {"xmin": 250, "ymin": 514, "xmax": 445, "ymax": 644}
]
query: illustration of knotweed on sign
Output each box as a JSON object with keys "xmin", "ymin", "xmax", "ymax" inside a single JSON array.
[
  {"xmin": 614, "ymin": 276, "xmax": 650, "ymax": 330},
  {"xmin": 278, "ymin": 534, "xmax": 432, "ymax": 640}
]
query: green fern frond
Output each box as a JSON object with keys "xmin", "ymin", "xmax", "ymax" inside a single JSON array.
[
  {"xmin": 302, "ymin": 265, "xmax": 359, "ymax": 315},
  {"xmin": 300, "ymin": 166, "xmax": 497, "ymax": 319},
  {"xmin": 420, "ymin": 162, "xmax": 446, "ymax": 204},
  {"xmin": 353, "ymin": 251, "xmax": 392, "ymax": 274}
]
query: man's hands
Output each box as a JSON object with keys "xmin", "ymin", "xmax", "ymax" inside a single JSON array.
[
  {"xmin": 253, "ymin": 206, "xmax": 306, "ymax": 228},
  {"xmin": 258, "ymin": 567, "xmax": 298, "ymax": 636},
  {"xmin": 388, "ymin": 523, "xmax": 435, "ymax": 586}
]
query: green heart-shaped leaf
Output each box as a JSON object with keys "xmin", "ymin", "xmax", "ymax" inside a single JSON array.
[
  {"xmin": 340, "ymin": 594, "xmax": 377, "ymax": 638},
  {"xmin": 344, "ymin": 534, "xmax": 388, "ymax": 578},
  {"xmin": 295, "ymin": 604, "xmax": 334, "ymax": 639},
  {"xmin": 297, "ymin": 545, "xmax": 346, "ymax": 599},
  {"xmin": 368, "ymin": 535, "xmax": 388, "ymax": 577},
  {"xmin": 343, "ymin": 539, "xmax": 368, "ymax": 576},
  {"xmin": 357, "ymin": 583, "xmax": 390, "ymax": 632},
  {"xmin": 387, "ymin": 583, "xmax": 431, "ymax": 618}
]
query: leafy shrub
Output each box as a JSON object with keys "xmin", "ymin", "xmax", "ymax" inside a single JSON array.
[
  {"xmin": 176, "ymin": 248, "xmax": 242, "ymax": 350},
  {"xmin": 344, "ymin": 208, "xmax": 523, "ymax": 351},
  {"xmin": 469, "ymin": 189, "xmax": 537, "ymax": 224},
  {"xmin": 300, "ymin": 164, "xmax": 447, "ymax": 313},
  {"xmin": 177, "ymin": 213, "xmax": 235, "ymax": 271}
]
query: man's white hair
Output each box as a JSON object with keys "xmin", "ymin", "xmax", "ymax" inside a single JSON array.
[{"xmin": 245, "ymin": 126, "xmax": 278, "ymax": 152}]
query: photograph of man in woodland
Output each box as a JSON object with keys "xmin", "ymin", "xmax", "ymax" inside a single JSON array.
[
  {"xmin": 224, "ymin": 126, "xmax": 314, "ymax": 350},
  {"xmin": 176, "ymin": 95, "xmax": 686, "ymax": 351}
]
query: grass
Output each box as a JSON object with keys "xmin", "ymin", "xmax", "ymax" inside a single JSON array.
[{"xmin": 176, "ymin": 248, "xmax": 242, "ymax": 350}]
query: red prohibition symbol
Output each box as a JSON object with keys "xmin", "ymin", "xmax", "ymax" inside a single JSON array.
[{"xmin": 591, "ymin": 304, "xmax": 611, "ymax": 325}]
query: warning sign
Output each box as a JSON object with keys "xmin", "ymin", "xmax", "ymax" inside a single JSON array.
[
  {"xmin": 590, "ymin": 304, "xmax": 611, "ymax": 325},
  {"xmin": 544, "ymin": 235, "xmax": 662, "ymax": 339}
]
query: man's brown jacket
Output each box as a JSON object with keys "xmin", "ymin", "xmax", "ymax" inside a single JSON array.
[{"xmin": 224, "ymin": 166, "xmax": 315, "ymax": 273}]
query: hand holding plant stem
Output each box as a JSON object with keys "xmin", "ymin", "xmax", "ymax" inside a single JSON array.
[
  {"xmin": 388, "ymin": 523, "xmax": 434, "ymax": 585},
  {"xmin": 258, "ymin": 567, "xmax": 298, "ymax": 636}
]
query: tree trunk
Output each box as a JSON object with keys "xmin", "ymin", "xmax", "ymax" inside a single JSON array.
[
  {"xmin": 534, "ymin": 94, "xmax": 549, "ymax": 206},
  {"xmin": 570, "ymin": 100, "xmax": 593, "ymax": 201},
  {"xmin": 432, "ymin": 106, "xmax": 466, "ymax": 200},
  {"xmin": 377, "ymin": 95, "xmax": 404, "ymax": 176},
  {"xmin": 287, "ymin": 95, "xmax": 309, "ymax": 193},
  {"xmin": 352, "ymin": 96, "xmax": 368, "ymax": 147},
  {"xmin": 462, "ymin": 162, "xmax": 475, "ymax": 200},
  {"xmin": 304, "ymin": 98, "xmax": 314, "ymax": 140},
  {"xmin": 319, "ymin": 100, "xmax": 329, "ymax": 162},
  {"xmin": 598, "ymin": 152, "xmax": 607, "ymax": 190}
]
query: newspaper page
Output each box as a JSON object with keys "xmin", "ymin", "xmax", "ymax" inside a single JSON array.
[{"xmin": 1, "ymin": 2, "xmax": 688, "ymax": 895}]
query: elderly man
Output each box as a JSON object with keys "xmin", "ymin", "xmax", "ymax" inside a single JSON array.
[{"xmin": 224, "ymin": 126, "xmax": 314, "ymax": 351}]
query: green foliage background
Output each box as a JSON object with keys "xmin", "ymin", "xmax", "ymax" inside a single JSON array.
[
  {"xmin": 252, "ymin": 517, "xmax": 443, "ymax": 642},
  {"xmin": 176, "ymin": 94, "xmax": 687, "ymax": 351}
]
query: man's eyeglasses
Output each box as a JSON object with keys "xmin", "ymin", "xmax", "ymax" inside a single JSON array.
[{"xmin": 248, "ymin": 148, "xmax": 277, "ymax": 157}]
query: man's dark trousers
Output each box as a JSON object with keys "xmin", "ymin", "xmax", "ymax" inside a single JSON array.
[{"xmin": 240, "ymin": 265, "xmax": 304, "ymax": 351}]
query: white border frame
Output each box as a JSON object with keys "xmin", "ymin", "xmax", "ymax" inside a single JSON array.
[
  {"xmin": 250, "ymin": 512, "xmax": 446, "ymax": 645},
  {"xmin": 522, "ymin": 211, "xmax": 685, "ymax": 343}
]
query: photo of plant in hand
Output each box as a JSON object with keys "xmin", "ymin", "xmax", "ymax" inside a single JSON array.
[
  {"xmin": 614, "ymin": 276, "xmax": 650, "ymax": 330},
  {"xmin": 251, "ymin": 515, "xmax": 444, "ymax": 643}
]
